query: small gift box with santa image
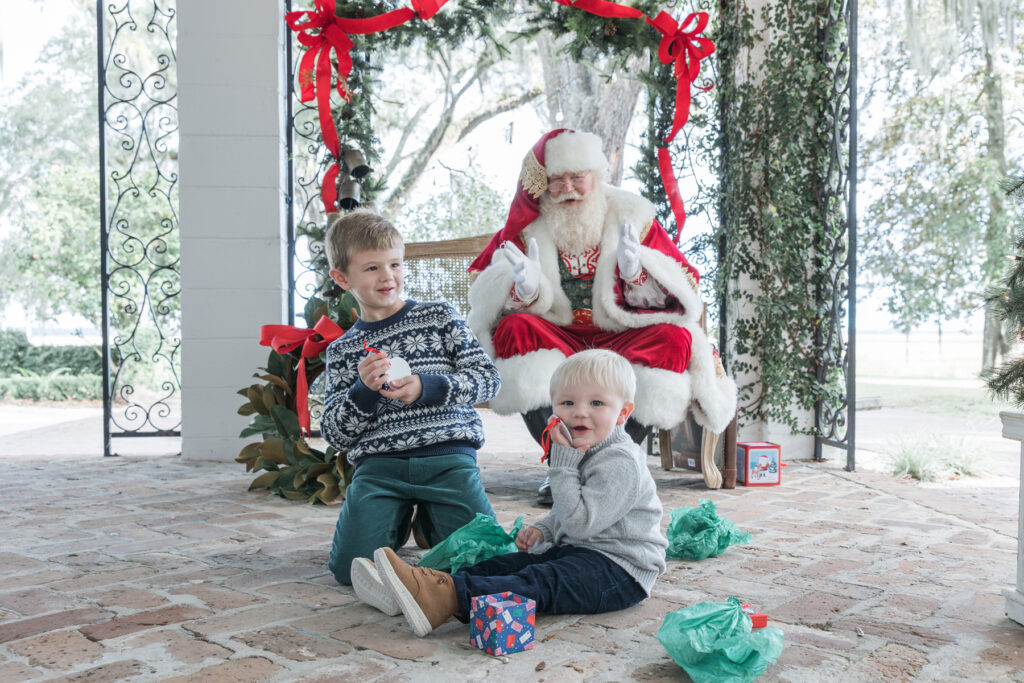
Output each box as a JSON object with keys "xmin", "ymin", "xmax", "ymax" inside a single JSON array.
[{"xmin": 736, "ymin": 442, "xmax": 783, "ymax": 486}]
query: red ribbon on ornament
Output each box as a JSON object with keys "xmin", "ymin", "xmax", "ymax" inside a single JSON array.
[
  {"xmin": 646, "ymin": 11, "xmax": 715, "ymax": 144},
  {"xmin": 259, "ymin": 315, "xmax": 345, "ymax": 436},
  {"xmin": 285, "ymin": 0, "xmax": 449, "ymax": 213},
  {"xmin": 540, "ymin": 417, "xmax": 565, "ymax": 463}
]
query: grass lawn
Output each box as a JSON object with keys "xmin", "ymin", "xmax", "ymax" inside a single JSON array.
[{"xmin": 856, "ymin": 379, "xmax": 1014, "ymax": 421}]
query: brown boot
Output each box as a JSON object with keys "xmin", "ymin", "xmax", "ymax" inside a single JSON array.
[{"xmin": 374, "ymin": 547, "xmax": 457, "ymax": 637}]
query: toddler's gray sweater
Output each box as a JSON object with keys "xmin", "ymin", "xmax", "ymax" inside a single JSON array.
[{"xmin": 533, "ymin": 425, "xmax": 668, "ymax": 594}]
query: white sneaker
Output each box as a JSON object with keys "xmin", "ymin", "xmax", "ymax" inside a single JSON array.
[{"xmin": 350, "ymin": 557, "xmax": 401, "ymax": 616}]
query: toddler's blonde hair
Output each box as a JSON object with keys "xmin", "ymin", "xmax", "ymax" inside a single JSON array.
[{"xmin": 550, "ymin": 349, "xmax": 636, "ymax": 403}]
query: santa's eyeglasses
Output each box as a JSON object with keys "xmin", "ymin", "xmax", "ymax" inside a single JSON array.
[{"xmin": 547, "ymin": 172, "xmax": 591, "ymax": 192}]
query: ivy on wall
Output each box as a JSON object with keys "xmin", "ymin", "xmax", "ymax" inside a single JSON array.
[{"xmin": 714, "ymin": 0, "xmax": 850, "ymax": 433}]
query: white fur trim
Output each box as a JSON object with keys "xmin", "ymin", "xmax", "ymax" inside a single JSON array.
[
  {"xmin": 489, "ymin": 349, "xmax": 566, "ymax": 414},
  {"xmin": 545, "ymin": 131, "xmax": 608, "ymax": 177},
  {"xmin": 629, "ymin": 326, "xmax": 736, "ymax": 432},
  {"xmin": 684, "ymin": 326, "xmax": 738, "ymax": 433},
  {"xmin": 632, "ymin": 365, "xmax": 693, "ymax": 430}
]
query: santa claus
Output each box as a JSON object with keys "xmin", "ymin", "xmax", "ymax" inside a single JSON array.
[{"xmin": 467, "ymin": 129, "xmax": 737, "ymax": 499}]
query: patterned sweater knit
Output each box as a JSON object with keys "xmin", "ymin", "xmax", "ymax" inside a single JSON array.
[{"xmin": 321, "ymin": 301, "xmax": 501, "ymax": 465}]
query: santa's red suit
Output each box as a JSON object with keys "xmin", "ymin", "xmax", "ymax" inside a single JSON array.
[{"xmin": 467, "ymin": 130, "xmax": 736, "ymax": 433}]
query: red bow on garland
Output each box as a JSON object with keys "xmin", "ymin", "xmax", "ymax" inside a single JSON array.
[
  {"xmin": 646, "ymin": 11, "xmax": 715, "ymax": 144},
  {"xmin": 259, "ymin": 315, "xmax": 345, "ymax": 436},
  {"xmin": 647, "ymin": 11, "xmax": 714, "ymax": 245},
  {"xmin": 285, "ymin": 0, "xmax": 448, "ymax": 213}
]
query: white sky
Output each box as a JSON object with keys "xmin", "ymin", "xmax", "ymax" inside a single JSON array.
[{"xmin": 0, "ymin": 0, "xmax": 70, "ymax": 89}]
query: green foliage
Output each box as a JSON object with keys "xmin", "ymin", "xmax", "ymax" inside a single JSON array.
[
  {"xmin": 886, "ymin": 436, "xmax": 983, "ymax": 481},
  {"xmin": 887, "ymin": 443, "xmax": 940, "ymax": 482},
  {"xmin": 715, "ymin": 0, "xmax": 849, "ymax": 431},
  {"xmin": 984, "ymin": 173, "xmax": 1024, "ymax": 406},
  {"xmin": 858, "ymin": 0, "xmax": 1022, "ymax": 348},
  {"xmin": 236, "ymin": 306, "xmax": 359, "ymax": 504},
  {"xmin": 0, "ymin": 372, "xmax": 102, "ymax": 401},
  {"xmin": 0, "ymin": 329, "xmax": 101, "ymax": 376},
  {"xmin": 0, "ymin": 16, "xmax": 102, "ymax": 328}
]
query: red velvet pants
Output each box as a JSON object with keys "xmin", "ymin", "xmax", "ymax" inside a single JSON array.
[{"xmin": 492, "ymin": 313, "xmax": 691, "ymax": 372}]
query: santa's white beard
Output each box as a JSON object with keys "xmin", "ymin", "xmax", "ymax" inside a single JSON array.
[{"xmin": 539, "ymin": 184, "xmax": 608, "ymax": 253}]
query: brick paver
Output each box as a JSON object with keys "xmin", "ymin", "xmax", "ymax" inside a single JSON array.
[{"xmin": 0, "ymin": 429, "xmax": 1021, "ymax": 680}]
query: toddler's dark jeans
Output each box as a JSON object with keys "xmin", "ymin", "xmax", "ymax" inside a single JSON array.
[{"xmin": 450, "ymin": 544, "xmax": 647, "ymax": 621}]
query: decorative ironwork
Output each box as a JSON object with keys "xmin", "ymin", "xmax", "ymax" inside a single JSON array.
[
  {"xmin": 286, "ymin": 0, "xmax": 332, "ymax": 325},
  {"xmin": 814, "ymin": 0, "xmax": 857, "ymax": 468},
  {"xmin": 97, "ymin": 0, "xmax": 181, "ymax": 455}
]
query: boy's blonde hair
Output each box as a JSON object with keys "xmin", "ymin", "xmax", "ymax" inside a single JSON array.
[
  {"xmin": 550, "ymin": 349, "xmax": 636, "ymax": 403},
  {"xmin": 325, "ymin": 209, "xmax": 403, "ymax": 273}
]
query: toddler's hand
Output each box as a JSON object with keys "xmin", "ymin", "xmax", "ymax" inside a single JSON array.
[
  {"xmin": 357, "ymin": 352, "xmax": 390, "ymax": 392},
  {"xmin": 515, "ymin": 526, "xmax": 544, "ymax": 552},
  {"xmin": 547, "ymin": 416, "xmax": 575, "ymax": 449},
  {"xmin": 379, "ymin": 374, "xmax": 423, "ymax": 404}
]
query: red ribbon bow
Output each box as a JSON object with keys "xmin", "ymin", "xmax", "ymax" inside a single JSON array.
[
  {"xmin": 647, "ymin": 11, "xmax": 715, "ymax": 145},
  {"xmin": 259, "ymin": 315, "xmax": 345, "ymax": 436},
  {"xmin": 646, "ymin": 11, "xmax": 714, "ymax": 244},
  {"xmin": 285, "ymin": 0, "xmax": 449, "ymax": 213}
]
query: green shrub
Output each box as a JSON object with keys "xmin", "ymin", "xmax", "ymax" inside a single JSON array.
[
  {"xmin": 886, "ymin": 436, "xmax": 982, "ymax": 482},
  {"xmin": 0, "ymin": 372, "xmax": 102, "ymax": 400},
  {"xmin": 0, "ymin": 329, "xmax": 101, "ymax": 376}
]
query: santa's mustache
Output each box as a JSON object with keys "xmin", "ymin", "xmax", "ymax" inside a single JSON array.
[{"xmin": 551, "ymin": 191, "xmax": 584, "ymax": 203}]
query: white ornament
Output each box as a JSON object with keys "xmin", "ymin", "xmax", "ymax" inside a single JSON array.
[{"xmin": 387, "ymin": 356, "xmax": 411, "ymax": 381}]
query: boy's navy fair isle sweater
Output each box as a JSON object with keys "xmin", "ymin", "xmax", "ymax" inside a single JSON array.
[{"xmin": 321, "ymin": 301, "xmax": 501, "ymax": 465}]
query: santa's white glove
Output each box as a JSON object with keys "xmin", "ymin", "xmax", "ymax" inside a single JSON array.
[
  {"xmin": 503, "ymin": 238, "xmax": 541, "ymax": 302},
  {"xmin": 617, "ymin": 221, "xmax": 642, "ymax": 281}
]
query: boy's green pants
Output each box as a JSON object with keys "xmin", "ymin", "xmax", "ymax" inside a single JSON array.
[{"xmin": 328, "ymin": 453, "xmax": 495, "ymax": 585}]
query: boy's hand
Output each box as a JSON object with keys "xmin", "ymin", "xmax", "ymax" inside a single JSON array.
[
  {"xmin": 515, "ymin": 526, "xmax": 544, "ymax": 552},
  {"xmin": 358, "ymin": 352, "xmax": 390, "ymax": 392},
  {"xmin": 379, "ymin": 374, "xmax": 422, "ymax": 404}
]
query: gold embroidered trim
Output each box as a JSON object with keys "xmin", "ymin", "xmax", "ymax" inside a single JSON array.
[
  {"xmin": 520, "ymin": 150, "xmax": 548, "ymax": 199},
  {"xmin": 713, "ymin": 353, "xmax": 726, "ymax": 378},
  {"xmin": 639, "ymin": 219, "xmax": 653, "ymax": 241},
  {"xmin": 686, "ymin": 270, "xmax": 699, "ymax": 292}
]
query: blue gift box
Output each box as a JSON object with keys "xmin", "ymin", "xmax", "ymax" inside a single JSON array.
[{"xmin": 470, "ymin": 591, "xmax": 536, "ymax": 656}]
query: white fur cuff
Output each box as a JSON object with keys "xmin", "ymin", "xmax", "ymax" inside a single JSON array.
[{"xmin": 489, "ymin": 349, "xmax": 567, "ymax": 414}]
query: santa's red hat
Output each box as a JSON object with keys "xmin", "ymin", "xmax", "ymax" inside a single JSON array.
[{"xmin": 468, "ymin": 129, "xmax": 609, "ymax": 273}]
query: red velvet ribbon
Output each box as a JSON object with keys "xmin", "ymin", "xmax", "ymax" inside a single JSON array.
[
  {"xmin": 259, "ymin": 316, "xmax": 345, "ymax": 436},
  {"xmin": 552, "ymin": 0, "xmax": 644, "ymax": 19},
  {"xmin": 285, "ymin": 0, "xmax": 449, "ymax": 213},
  {"xmin": 657, "ymin": 146, "xmax": 686, "ymax": 245},
  {"xmin": 646, "ymin": 11, "xmax": 715, "ymax": 144}
]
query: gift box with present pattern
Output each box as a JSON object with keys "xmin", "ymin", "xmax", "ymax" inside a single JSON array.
[{"xmin": 470, "ymin": 591, "xmax": 536, "ymax": 656}]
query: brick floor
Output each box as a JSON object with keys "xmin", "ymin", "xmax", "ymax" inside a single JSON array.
[{"xmin": 0, "ymin": 429, "xmax": 1021, "ymax": 680}]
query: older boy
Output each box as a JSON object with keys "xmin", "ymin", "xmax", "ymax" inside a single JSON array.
[
  {"xmin": 322, "ymin": 210, "xmax": 501, "ymax": 591},
  {"xmin": 368, "ymin": 349, "xmax": 668, "ymax": 637}
]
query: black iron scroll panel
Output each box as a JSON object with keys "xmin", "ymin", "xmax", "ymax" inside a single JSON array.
[
  {"xmin": 814, "ymin": 0, "xmax": 857, "ymax": 469},
  {"xmin": 98, "ymin": 0, "xmax": 181, "ymax": 456}
]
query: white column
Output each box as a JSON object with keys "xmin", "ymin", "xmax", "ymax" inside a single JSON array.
[
  {"xmin": 178, "ymin": 1, "xmax": 289, "ymax": 461},
  {"xmin": 723, "ymin": 0, "xmax": 814, "ymax": 458},
  {"xmin": 999, "ymin": 411, "xmax": 1024, "ymax": 626}
]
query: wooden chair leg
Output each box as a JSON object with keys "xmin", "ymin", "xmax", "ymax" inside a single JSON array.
[
  {"xmin": 722, "ymin": 414, "xmax": 738, "ymax": 489},
  {"xmin": 659, "ymin": 429, "xmax": 673, "ymax": 470},
  {"xmin": 700, "ymin": 430, "xmax": 723, "ymax": 489}
]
